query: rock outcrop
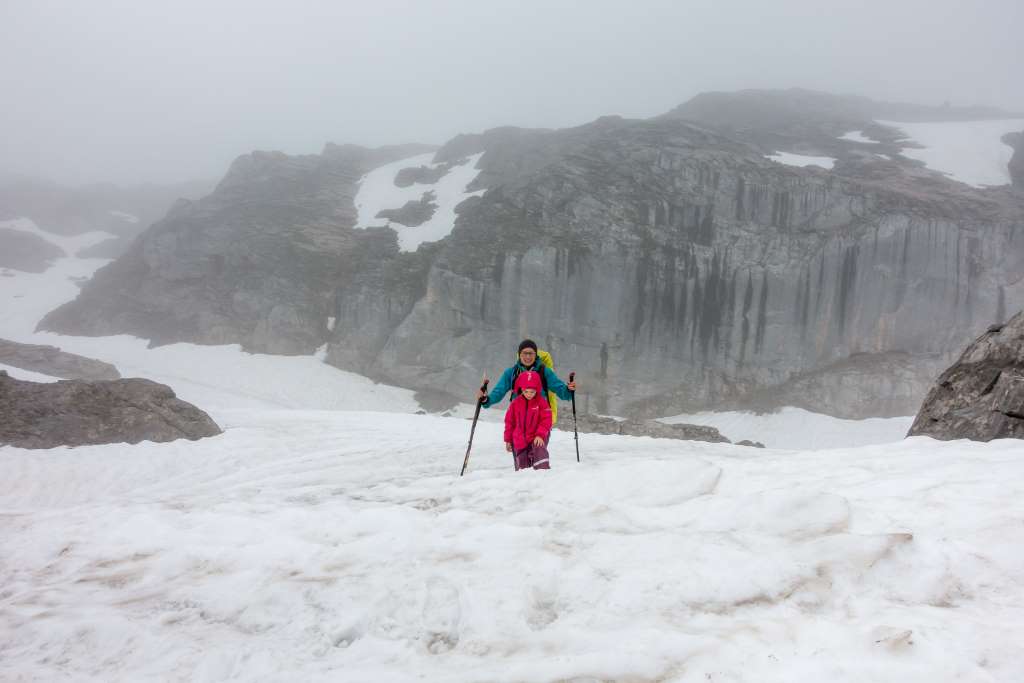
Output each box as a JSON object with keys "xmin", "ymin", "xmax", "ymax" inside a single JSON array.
[
  {"xmin": 0, "ymin": 371, "xmax": 222, "ymax": 449},
  {"xmin": 37, "ymin": 90, "xmax": 1024, "ymax": 419},
  {"xmin": 1004, "ymin": 131, "xmax": 1024, "ymax": 188},
  {"xmin": 376, "ymin": 192, "xmax": 436, "ymax": 227},
  {"xmin": 0, "ymin": 339, "xmax": 120, "ymax": 380},
  {"xmin": 0, "ymin": 228, "xmax": 65, "ymax": 272},
  {"xmin": 40, "ymin": 143, "xmax": 435, "ymax": 354},
  {"xmin": 559, "ymin": 413, "xmax": 730, "ymax": 444},
  {"xmin": 908, "ymin": 311, "xmax": 1024, "ymax": 441}
]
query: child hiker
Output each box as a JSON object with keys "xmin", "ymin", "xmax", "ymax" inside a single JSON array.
[{"xmin": 504, "ymin": 370, "xmax": 552, "ymax": 471}]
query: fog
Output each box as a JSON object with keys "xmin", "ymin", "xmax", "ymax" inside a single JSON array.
[{"xmin": 1, "ymin": 0, "xmax": 1021, "ymax": 186}]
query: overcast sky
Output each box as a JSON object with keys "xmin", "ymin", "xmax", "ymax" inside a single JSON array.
[{"xmin": 1, "ymin": 0, "xmax": 1021, "ymax": 186}]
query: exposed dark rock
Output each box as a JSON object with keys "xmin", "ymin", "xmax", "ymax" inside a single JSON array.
[
  {"xmin": 395, "ymin": 164, "xmax": 449, "ymax": 187},
  {"xmin": 736, "ymin": 440, "xmax": 766, "ymax": 448},
  {"xmin": 0, "ymin": 371, "xmax": 221, "ymax": 449},
  {"xmin": 376, "ymin": 192, "xmax": 437, "ymax": 227},
  {"xmin": 1003, "ymin": 131, "xmax": 1024, "ymax": 188},
  {"xmin": 0, "ymin": 228, "xmax": 64, "ymax": 272},
  {"xmin": 0, "ymin": 338, "xmax": 120, "ymax": 380},
  {"xmin": 908, "ymin": 310, "xmax": 1024, "ymax": 441},
  {"xmin": 558, "ymin": 413, "xmax": 730, "ymax": 443}
]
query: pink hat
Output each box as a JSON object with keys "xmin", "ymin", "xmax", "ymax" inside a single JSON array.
[{"xmin": 514, "ymin": 370, "xmax": 543, "ymax": 394}]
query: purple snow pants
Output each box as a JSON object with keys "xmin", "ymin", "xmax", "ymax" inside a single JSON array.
[{"xmin": 513, "ymin": 442, "xmax": 550, "ymax": 471}]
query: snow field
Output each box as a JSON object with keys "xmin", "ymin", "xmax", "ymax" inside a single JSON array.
[
  {"xmin": 879, "ymin": 118, "xmax": 1024, "ymax": 187},
  {"xmin": 354, "ymin": 152, "xmax": 485, "ymax": 252},
  {"xmin": 662, "ymin": 407, "xmax": 913, "ymax": 450},
  {"xmin": 766, "ymin": 152, "xmax": 836, "ymax": 170},
  {"xmin": 2, "ymin": 413, "xmax": 1023, "ymax": 681}
]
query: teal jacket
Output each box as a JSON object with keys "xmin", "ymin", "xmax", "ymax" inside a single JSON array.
[{"xmin": 482, "ymin": 361, "xmax": 572, "ymax": 408}]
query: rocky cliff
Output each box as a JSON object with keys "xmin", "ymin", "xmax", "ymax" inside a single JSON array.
[
  {"xmin": 38, "ymin": 91, "xmax": 1024, "ymax": 418},
  {"xmin": 908, "ymin": 311, "xmax": 1024, "ymax": 441},
  {"xmin": 41, "ymin": 143, "xmax": 434, "ymax": 354}
]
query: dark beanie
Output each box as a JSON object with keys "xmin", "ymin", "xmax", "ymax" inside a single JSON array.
[{"xmin": 518, "ymin": 339, "xmax": 538, "ymax": 354}]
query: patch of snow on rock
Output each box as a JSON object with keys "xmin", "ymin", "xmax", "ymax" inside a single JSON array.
[
  {"xmin": 355, "ymin": 152, "xmax": 485, "ymax": 252},
  {"xmin": 840, "ymin": 130, "xmax": 877, "ymax": 144},
  {"xmin": 108, "ymin": 209, "xmax": 140, "ymax": 224},
  {"xmin": 766, "ymin": 152, "xmax": 836, "ymax": 170},
  {"xmin": 877, "ymin": 118, "xmax": 1024, "ymax": 187},
  {"xmin": 0, "ymin": 363, "xmax": 61, "ymax": 383}
]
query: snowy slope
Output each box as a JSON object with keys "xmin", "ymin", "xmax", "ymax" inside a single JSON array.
[
  {"xmin": 354, "ymin": 152, "xmax": 485, "ymax": 252},
  {"xmin": 879, "ymin": 118, "xmax": 1024, "ymax": 187},
  {"xmin": 2, "ymin": 413, "xmax": 1023, "ymax": 681},
  {"xmin": 766, "ymin": 152, "xmax": 836, "ymax": 169},
  {"xmin": 662, "ymin": 407, "xmax": 913, "ymax": 450}
]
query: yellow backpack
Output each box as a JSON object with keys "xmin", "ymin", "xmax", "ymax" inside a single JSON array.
[{"xmin": 514, "ymin": 349, "xmax": 559, "ymax": 425}]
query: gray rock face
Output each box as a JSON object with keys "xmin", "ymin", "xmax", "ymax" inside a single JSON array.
[
  {"xmin": 0, "ymin": 228, "xmax": 64, "ymax": 272},
  {"xmin": 0, "ymin": 338, "xmax": 120, "ymax": 380},
  {"xmin": 336, "ymin": 114, "xmax": 1024, "ymax": 417},
  {"xmin": 39, "ymin": 143, "xmax": 435, "ymax": 354},
  {"xmin": 908, "ymin": 311, "xmax": 1024, "ymax": 441},
  {"xmin": 0, "ymin": 371, "xmax": 222, "ymax": 449},
  {"xmin": 559, "ymin": 413, "xmax": 730, "ymax": 443},
  {"xmin": 36, "ymin": 90, "xmax": 1024, "ymax": 419}
]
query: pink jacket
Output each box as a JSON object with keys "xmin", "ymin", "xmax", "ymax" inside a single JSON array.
[{"xmin": 503, "ymin": 371, "xmax": 552, "ymax": 452}]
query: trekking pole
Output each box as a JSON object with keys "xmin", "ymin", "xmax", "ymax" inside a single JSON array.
[
  {"xmin": 459, "ymin": 379, "xmax": 489, "ymax": 477},
  {"xmin": 569, "ymin": 372, "xmax": 580, "ymax": 462}
]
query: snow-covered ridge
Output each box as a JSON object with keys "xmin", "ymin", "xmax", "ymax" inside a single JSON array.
[
  {"xmin": 766, "ymin": 151, "xmax": 836, "ymax": 170},
  {"xmin": 878, "ymin": 118, "xmax": 1024, "ymax": 187},
  {"xmin": 354, "ymin": 152, "xmax": 485, "ymax": 252},
  {"xmin": 0, "ymin": 217, "xmax": 115, "ymax": 255}
]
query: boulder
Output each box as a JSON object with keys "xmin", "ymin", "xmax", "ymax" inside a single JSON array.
[
  {"xmin": 908, "ymin": 311, "xmax": 1024, "ymax": 441},
  {"xmin": 0, "ymin": 338, "xmax": 120, "ymax": 380},
  {"xmin": 0, "ymin": 371, "xmax": 222, "ymax": 449}
]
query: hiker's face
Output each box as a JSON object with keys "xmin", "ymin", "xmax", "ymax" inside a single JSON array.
[
  {"xmin": 522, "ymin": 388, "xmax": 537, "ymax": 399},
  {"xmin": 519, "ymin": 348, "xmax": 537, "ymax": 365}
]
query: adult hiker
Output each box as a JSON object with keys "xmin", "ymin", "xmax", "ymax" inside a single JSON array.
[
  {"xmin": 478, "ymin": 339, "xmax": 576, "ymax": 443},
  {"xmin": 503, "ymin": 370, "xmax": 552, "ymax": 470}
]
